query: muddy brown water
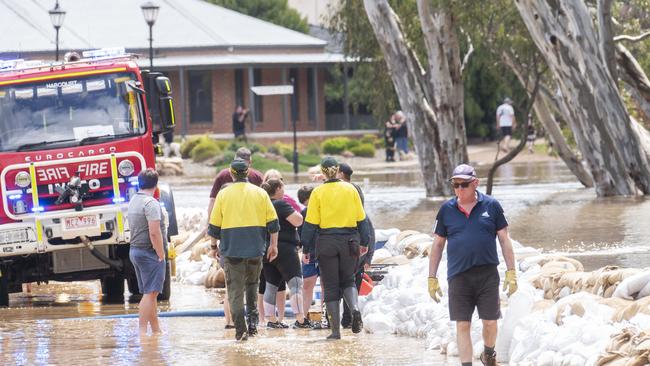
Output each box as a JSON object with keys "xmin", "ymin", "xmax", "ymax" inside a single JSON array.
[{"xmin": 2, "ymin": 160, "xmax": 648, "ymax": 364}]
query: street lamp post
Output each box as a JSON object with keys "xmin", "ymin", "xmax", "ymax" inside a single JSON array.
[
  {"xmin": 140, "ymin": 1, "xmax": 160, "ymax": 70},
  {"xmin": 48, "ymin": 1, "xmax": 66, "ymax": 61},
  {"xmin": 291, "ymin": 77, "xmax": 299, "ymax": 175}
]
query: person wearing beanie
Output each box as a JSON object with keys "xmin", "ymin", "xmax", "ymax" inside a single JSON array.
[{"xmin": 301, "ymin": 156, "xmax": 370, "ymax": 340}]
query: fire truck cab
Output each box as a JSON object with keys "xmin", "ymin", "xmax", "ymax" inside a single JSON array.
[{"xmin": 0, "ymin": 48, "xmax": 177, "ymax": 305}]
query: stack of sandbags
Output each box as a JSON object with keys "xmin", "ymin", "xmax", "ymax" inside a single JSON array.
[
  {"xmin": 611, "ymin": 297, "xmax": 650, "ymax": 322},
  {"xmin": 175, "ymin": 208, "xmax": 206, "ymax": 233},
  {"xmin": 595, "ymin": 327, "xmax": 650, "ymax": 366},
  {"xmin": 204, "ymin": 262, "xmax": 225, "ymax": 288},
  {"xmin": 156, "ymin": 157, "xmax": 184, "ymax": 176},
  {"xmin": 612, "ymin": 270, "xmax": 650, "ymax": 300}
]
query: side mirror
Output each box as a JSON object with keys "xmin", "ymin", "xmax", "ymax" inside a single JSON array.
[
  {"xmin": 155, "ymin": 76, "xmax": 175, "ymax": 131},
  {"xmin": 142, "ymin": 72, "xmax": 176, "ymax": 134}
]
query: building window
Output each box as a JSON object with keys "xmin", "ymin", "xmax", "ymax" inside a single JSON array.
[
  {"xmin": 307, "ymin": 68, "xmax": 316, "ymax": 123},
  {"xmin": 289, "ymin": 68, "xmax": 299, "ymax": 121},
  {"xmin": 253, "ymin": 69, "xmax": 263, "ymax": 122},
  {"xmin": 188, "ymin": 70, "xmax": 212, "ymax": 123},
  {"xmin": 234, "ymin": 69, "xmax": 244, "ymax": 107}
]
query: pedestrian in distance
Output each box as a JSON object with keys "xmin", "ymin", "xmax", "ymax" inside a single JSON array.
[
  {"xmin": 526, "ymin": 113, "xmax": 536, "ymax": 154},
  {"xmin": 232, "ymin": 105, "xmax": 249, "ymax": 142},
  {"xmin": 393, "ymin": 111, "xmax": 409, "ymax": 159},
  {"xmin": 384, "ymin": 115, "xmax": 397, "ymax": 162},
  {"xmin": 127, "ymin": 168, "xmax": 166, "ymax": 335},
  {"xmin": 496, "ymin": 98, "xmax": 517, "ymax": 153},
  {"xmin": 208, "ymin": 158, "xmax": 280, "ymax": 341},
  {"xmin": 337, "ymin": 163, "xmax": 375, "ymax": 329},
  {"xmin": 260, "ymin": 179, "xmax": 311, "ymax": 329},
  {"xmin": 301, "ymin": 156, "xmax": 370, "ymax": 340},
  {"xmin": 428, "ymin": 164, "xmax": 518, "ymax": 366}
]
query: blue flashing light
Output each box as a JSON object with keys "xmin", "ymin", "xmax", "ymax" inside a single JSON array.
[
  {"xmin": 130, "ymin": 180, "xmax": 139, "ymax": 186},
  {"xmin": 113, "ymin": 197, "xmax": 126, "ymax": 204},
  {"xmin": 31, "ymin": 206, "xmax": 45, "ymax": 213},
  {"xmin": 8, "ymin": 194, "xmax": 22, "ymax": 200}
]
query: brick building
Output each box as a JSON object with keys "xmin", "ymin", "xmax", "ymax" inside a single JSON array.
[{"xmin": 0, "ymin": 0, "xmax": 347, "ymax": 136}]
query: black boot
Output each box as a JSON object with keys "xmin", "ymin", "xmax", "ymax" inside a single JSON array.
[
  {"xmin": 247, "ymin": 313, "xmax": 258, "ymax": 336},
  {"xmin": 325, "ymin": 301, "xmax": 341, "ymax": 340},
  {"xmin": 343, "ymin": 287, "xmax": 363, "ymax": 334}
]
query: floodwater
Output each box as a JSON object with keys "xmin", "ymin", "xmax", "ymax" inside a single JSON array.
[{"xmin": 2, "ymin": 159, "xmax": 649, "ymax": 364}]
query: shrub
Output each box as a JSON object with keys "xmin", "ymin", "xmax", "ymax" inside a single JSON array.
[
  {"xmin": 298, "ymin": 153, "xmax": 321, "ymax": 167},
  {"xmin": 180, "ymin": 135, "xmax": 208, "ymax": 159},
  {"xmin": 321, "ymin": 137, "xmax": 350, "ymax": 155},
  {"xmin": 305, "ymin": 143, "xmax": 320, "ymax": 155},
  {"xmin": 360, "ymin": 134, "xmax": 382, "ymax": 148},
  {"xmin": 346, "ymin": 139, "xmax": 361, "ymax": 150},
  {"xmin": 349, "ymin": 143, "xmax": 375, "ymax": 158},
  {"xmin": 212, "ymin": 150, "xmax": 236, "ymax": 167},
  {"xmin": 190, "ymin": 138, "xmax": 221, "ymax": 162},
  {"xmin": 268, "ymin": 142, "xmax": 292, "ymax": 157}
]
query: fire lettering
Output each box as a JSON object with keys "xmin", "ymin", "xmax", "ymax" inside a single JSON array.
[
  {"xmin": 77, "ymin": 162, "xmax": 108, "ymax": 177},
  {"xmin": 36, "ymin": 167, "xmax": 70, "ymax": 181}
]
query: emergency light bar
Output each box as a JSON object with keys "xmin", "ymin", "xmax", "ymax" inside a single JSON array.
[
  {"xmin": 0, "ymin": 59, "xmax": 48, "ymax": 72},
  {"xmin": 82, "ymin": 47, "xmax": 126, "ymax": 59}
]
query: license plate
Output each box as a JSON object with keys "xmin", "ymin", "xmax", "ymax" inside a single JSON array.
[{"xmin": 64, "ymin": 215, "xmax": 98, "ymax": 230}]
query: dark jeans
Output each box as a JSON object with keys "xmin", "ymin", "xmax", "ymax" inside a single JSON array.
[
  {"xmin": 223, "ymin": 256, "xmax": 262, "ymax": 334},
  {"xmin": 317, "ymin": 233, "xmax": 359, "ymax": 302}
]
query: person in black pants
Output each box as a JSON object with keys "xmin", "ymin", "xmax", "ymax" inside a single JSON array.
[
  {"xmin": 301, "ymin": 156, "xmax": 370, "ymax": 340},
  {"xmin": 260, "ymin": 179, "xmax": 310, "ymax": 329},
  {"xmin": 384, "ymin": 115, "xmax": 397, "ymax": 162},
  {"xmin": 337, "ymin": 163, "xmax": 375, "ymax": 329}
]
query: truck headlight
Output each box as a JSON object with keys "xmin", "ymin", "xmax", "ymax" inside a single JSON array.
[
  {"xmin": 15, "ymin": 171, "xmax": 31, "ymax": 188},
  {"xmin": 118, "ymin": 160, "xmax": 135, "ymax": 177}
]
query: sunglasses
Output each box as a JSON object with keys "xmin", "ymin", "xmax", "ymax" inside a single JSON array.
[{"xmin": 452, "ymin": 181, "xmax": 473, "ymax": 189}]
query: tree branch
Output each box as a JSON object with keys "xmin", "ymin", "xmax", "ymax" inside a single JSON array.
[
  {"xmin": 460, "ymin": 30, "xmax": 474, "ymax": 75},
  {"xmin": 614, "ymin": 31, "xmax": 650, "ymax": 43}
]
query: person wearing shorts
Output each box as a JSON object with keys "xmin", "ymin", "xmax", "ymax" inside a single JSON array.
[
  {"xmin": 496, "ymin": 97, "xmax": 516, "ymax": 153},
  {"xmin": 297, "ymin": 185, "xmax": 321, "ymax": 328},
  {"xmin": 427, "ymin": 164, "xmax": 518, "ymax": 366},
  {"xmin": 128, "ymin": 169, "xmax": 166, "ymax": 335}
]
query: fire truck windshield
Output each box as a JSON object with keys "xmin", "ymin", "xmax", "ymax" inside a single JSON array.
[{"xmin": 0, "ymin": 72, "xmax": 146, "ymax": 152}]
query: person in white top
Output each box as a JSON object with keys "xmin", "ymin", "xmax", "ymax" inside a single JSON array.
[{"xmin": 496, "ymin": 97, "xmax": 516, "ymax": 152}]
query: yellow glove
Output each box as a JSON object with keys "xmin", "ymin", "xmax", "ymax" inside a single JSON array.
[
  {"xmin": 503, "ymin": 269, "xmax": 518, "ymax": 296},
  {"xmin": 428, "ymin": 277, "xmax": 443, "ymax": 303}
]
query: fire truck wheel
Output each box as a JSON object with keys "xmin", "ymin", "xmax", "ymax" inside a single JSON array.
[
  {"xmin": 0, "ymin": 273, "xmax": 8, "ymax": 307},
  {"xmin": 157, "ymin": 261, "xmax": 171, "ymax": 301},
  {"xmin": 101, "ymin": 275, "xmax": 125, "ymax": 304}
]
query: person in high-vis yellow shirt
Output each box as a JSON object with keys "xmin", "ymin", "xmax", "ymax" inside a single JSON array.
[
  {"xmin": 301, "ymin": 156, "xmax": 370, "ymax": 340},
  {"xmin": 208, "ymin": 158, "xmax": 279, "ymax": 341}
]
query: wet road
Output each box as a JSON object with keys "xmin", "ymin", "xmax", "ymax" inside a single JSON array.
[{"xmin": 2, "ymin": 159, "xmax": 648, "ymax": 364}]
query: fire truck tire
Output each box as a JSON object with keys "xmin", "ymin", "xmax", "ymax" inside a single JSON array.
[
  {"xmin": 158, "ymin": 183, "xmax": 178, "ymax": 237},
  {"xmin": 0, "ymin": 273, "xmax": 8, "ymax": 307},
  {"xmin": 157, "ymin": 262, "xmax": 171, "ymax": 301},
  {"xmin": 101, "ymin": 275, "xmax": 125, "ymax": 303}
]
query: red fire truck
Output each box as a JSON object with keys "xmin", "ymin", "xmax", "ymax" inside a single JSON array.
[{"xmin": 0, "ymin": 48, "xmax": 177, "ymax": 305}]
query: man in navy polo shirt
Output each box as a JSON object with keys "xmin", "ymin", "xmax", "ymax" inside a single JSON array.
[{"xmin": 427, "ymin": 164, "xmax": 518, "ymax": 366}]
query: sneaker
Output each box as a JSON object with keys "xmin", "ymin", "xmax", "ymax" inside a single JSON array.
[
  {"xmin": 480, "ymin": 351, "xmax": 498, "ymax": 366},
  {"xmin": 310, "ymin": 321, "xmax": 324, "ymax": 330},
  {"xmin": 278, "ymin": 321, "xmax": 289, "ymax": 329},
  {"xmin": 351, "ymin": 310, "xmax": 363, "ymax": 334},
  {"xmin": 224, "ymin": 324, "xmax": 235, "ymax": 330},
  {"xmin": 266, "ymin": 321, "xmax": 285, "ymax": 329},
  {"xmin": 293, "ymin": 320, "xmax": 311, "ymax": 329}
]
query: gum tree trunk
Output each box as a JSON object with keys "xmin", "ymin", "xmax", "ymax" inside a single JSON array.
[
  {"xmin": 515, "ymin": 0, "xmax": 650, "ymax": 196},
  {"xmin": 363, "ymin": 0, "xmax": 467, "ymax": 197},
  {"xmin": 501, "ymin": 51, "xmax": 593, "ymax": 187}
]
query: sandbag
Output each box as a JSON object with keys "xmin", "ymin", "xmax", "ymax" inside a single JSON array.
[{"xmin": 613, "ymin": 271, "xmax": 650, "ymax": 300}]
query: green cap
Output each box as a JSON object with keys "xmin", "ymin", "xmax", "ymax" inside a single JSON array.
[
  {"xmin": 230, "ymin": 158, "xmax": 249, "ymax": 173},
  {"xmin": 320, "ymin": 156, "xmax": 339, "ymax": 169}
]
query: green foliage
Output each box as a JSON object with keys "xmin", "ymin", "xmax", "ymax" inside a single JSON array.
[
  {"xmin": 297, "ymin": 153, "xmax": 321, "ymax": 167},
  {"xmin": 190, "ymin": 138, "xmax": 221, "ymax": 162},
  {"xmin": 346, "ymin": 139, "xmax": 361, "ymax": 149},
  {"xmin": 349, "ymin": 143, "xmax": 375, "ymax": 157},
  {"xmin": 226, "ymin": 141, "xmax": 267, "ymax": 154},
  {"xmin": 212, "ymin": 150, "xmax": 236, "ymax": 167},
  {"xmin": 180, "ymin": 135, "xmax": 208, "ymax": 159},
  {"xmin": 360, "ymin": 133, "xmax": 382, "ymax": 148},
  {"xmin": 321, "ymin": 137, "xmax": 351, "ymax": 154},
  {"xmin": 268, "ymin": 142, "xmax": 292, "ymax": 157},
  {"xmin": 305, "ymin": 143, "xmax": 320, "ymax": 155},
  {"xmin": 206, "ymin": 0, "xmax": 309, "ymax": 33},
  {"xmin": 250, "ymin": 154, "xmax": 294, "ymax": 173}
]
